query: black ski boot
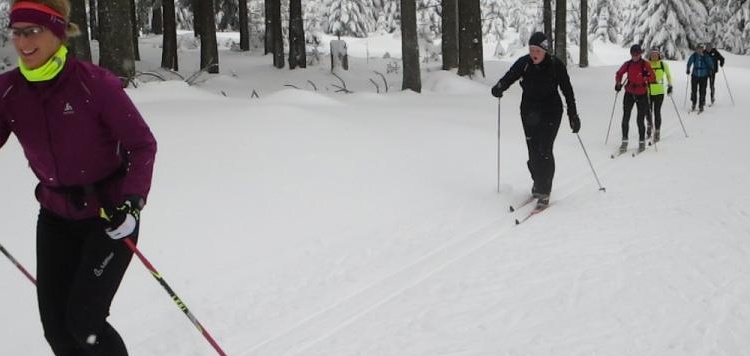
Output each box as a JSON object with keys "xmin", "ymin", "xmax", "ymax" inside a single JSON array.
[
  {"xmin": 536, "ymin": 194, "xmax": 550, "ymax": 209},
  {"xmin": 619, "ymin": 140, "xmax": 628, "ymax": 154},
  {"xmin": 638, "ymin": 140, "xmax": 646, "ymax": 153}
]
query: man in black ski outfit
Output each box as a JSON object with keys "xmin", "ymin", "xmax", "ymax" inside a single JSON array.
[
  {"xmin": 706, "ymin": 43, "xmax": 725, "ymax": 104},
  {"xmin": 490, "ymin": 32, "xmax": 580, "ymax": 207}
]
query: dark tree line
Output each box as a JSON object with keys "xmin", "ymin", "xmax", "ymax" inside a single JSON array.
[{"xmin": 70, "ymin": 0, "xmax": 587, "ymax": 93}]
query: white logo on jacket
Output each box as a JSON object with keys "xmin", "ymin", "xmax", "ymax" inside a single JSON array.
[{"xmin": 63, "ymin": 102, "xmax": 75, "ymax": 115}]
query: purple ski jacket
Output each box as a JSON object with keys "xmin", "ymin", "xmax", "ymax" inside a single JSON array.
[{"xmin": 0, "ymin": 54, "xmax": 157, "ymax": 220}]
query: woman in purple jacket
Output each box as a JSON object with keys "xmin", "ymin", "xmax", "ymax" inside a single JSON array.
[{"xmin": 0, "ymin": 1, "xmax": 157, "ymax": 355}]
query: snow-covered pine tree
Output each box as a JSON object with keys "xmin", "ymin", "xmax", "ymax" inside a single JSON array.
[
  {"xmin": 707, "ymin": 0, "xmax": 733, "ymax": 49},
  {"xmin": 588, "ymin": 0, "xmax": 619, "ymax": 42},
  {"xmin": 481, "ymin": 0, "xmax": 507, "ymax": 43},
  {"xmin": 568, "ymin": 0, "xmax": 581, "ymax": 45},
  {"xmin": 496, "ymin": 0, "xmax": 517, "ymax": 35},
  {"xmin": 417, "ymin": 0, "xmax": 440, "ymax": 43},
  {"xmin": 517, "ymin": 0, "xmax": 542, "ymax": 48},
  {"xmin": 323, "ymin": 0, "xmax": 377, "ymax": 37},
  {"xmin": 0, "ymin": 1, "xmax": 9, "ymax": 46},
  {"xmin": 624, "ymin": 0, "xmax": 708, "ymax": 60},
  {"xmin": 217, "ymin": 0, "xmax": 239, "ymax": 31},
  {"xmin": 372, "ymin": 0, "xmax": 399, "ymax": 33},
  {"xmin": 720, "ymin": 0, "xmax": 750, "ymax": 53},
  {"xmin": 304, "ymin": 0, "xmax": 325, "ymax": 35}
]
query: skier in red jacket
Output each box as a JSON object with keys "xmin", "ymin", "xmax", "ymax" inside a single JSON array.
[{"xmin": 615, "ymin": 44, "xmax": 655, "ymax": 153}]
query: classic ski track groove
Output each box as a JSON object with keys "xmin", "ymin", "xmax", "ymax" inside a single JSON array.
[
  {"xmin": 238, "ymin": 215, "xmax": 518, "ymax": 356},
  {"xmin": 238, "ymin": 142, "xmax": 637, "ymax": 355}
]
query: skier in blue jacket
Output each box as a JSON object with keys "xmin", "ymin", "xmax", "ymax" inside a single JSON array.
[{"xmin": 686, "ymin": 43, "xmax": 714, "ymax": 113}]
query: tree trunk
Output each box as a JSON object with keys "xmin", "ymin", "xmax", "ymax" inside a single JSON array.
[
  {"xmin": 89, "ymin": 0, "xmax": 98, "ymax": 41},
  {"xmin": 288, "ymin": 0, "xmax": 306, "ymax": 69},
  {"xmin": 264, "ymin": 0, "xmax": 274, "ymax": 54},
  {"xmin": 554, "ymin": 0, "xmax": 567, "ymax": 65},
  {"xmin": 401, "ymin": 0, "xmax": 421, "ymax": 92},
  {"xmin": 457, "ymin": 0, "xmax": 484, "ymax": 77},
  {"xmin": 200, "ymin": 0, "xmax": 219, "ymax": 73},
  {"xmin": 130, "ymin": 0, "xmax": 140, "ymax": 61},
  {"xmin": 98, "ymin": 0, "xmax": 136, "ymax": 81},
  {"xmin": 543, "ymin": 0, "xmax": 553, "ymax": 46},
  {"xmin": 579, "ymin": 0, "xmax": 588, "ymax": 67},
  {"xmin": 441, "ymin": 0, "xmax": 458, "ymax": 70},
  {"xmin": 68, "ymin": 0, "xmax": 91, "ymax": 61},
  {"xmin": 152, "ymin": 0, "xmax": 164, "ymax": 35},
  {"xmin": 238, "ymin": 0, "xmax": 249, "ymax": 51},
  {"xmin": 270, "ymin": 0, "xmax": 284, "ymax": 68},
  {"xmin": 192, "ymin": 0, "xmax": 201, "ymax": 37},
  {"xmin": 161, "ymin": 0, "xmax": 178, "ymax": 70}
]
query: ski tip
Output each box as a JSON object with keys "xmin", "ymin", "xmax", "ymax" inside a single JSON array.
[
  {"xmin": 509, "ymin": 206, "xmax": 516, "ymax": 212},
  {"xmin": 514, "ymin": 219, "xmax": 520, "ymax": 225}
]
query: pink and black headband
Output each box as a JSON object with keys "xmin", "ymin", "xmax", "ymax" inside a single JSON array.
[{"xmin": 9, "ymin": 2, "xmax": 68, "ymax": 39}]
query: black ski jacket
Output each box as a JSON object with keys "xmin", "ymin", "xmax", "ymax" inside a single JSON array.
[{"xmin": 494, "ymin": 53, "xmax": 577, "ymax": 118}]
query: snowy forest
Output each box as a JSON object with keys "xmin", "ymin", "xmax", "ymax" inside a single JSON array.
[
  {"xmin": 140, "ymin": 0, "xmax": 749, "ymax": 56},
  {"xmin": 1, "ymin": 0, "xmax": 749, "ymax": 70}
]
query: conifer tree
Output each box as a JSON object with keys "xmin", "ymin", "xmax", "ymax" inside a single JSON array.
[
  {"xmin": 323, "ymin": 0, "xmax": 376, "ymax": 37},
  {"xmin": 624, "ymin": 0, "xmax": 708, "ymax": 59}
]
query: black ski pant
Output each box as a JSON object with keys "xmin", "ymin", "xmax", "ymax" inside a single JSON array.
[
  {"xmin": 36, "ymin": 208, "xmax": 135, "ymax": 356},
  {"xmin": 650, "ymin": 94, "xmax": 664, "ymax": 130},
  {"xmin": 521, "ymin": 110, "xmax": 562, "ymax": 196},
  {"xmin": 622, "ymin": 92, "xmax": 649, "ymax": 142},
  {"xmin": 690, "ymin": 76, "xmax": 708, "ymax": 109}
]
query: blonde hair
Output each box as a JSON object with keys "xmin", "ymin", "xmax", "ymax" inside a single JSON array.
[{"xmin": 12, "ymin": 0, "xmax": 81, "ymax": 38}]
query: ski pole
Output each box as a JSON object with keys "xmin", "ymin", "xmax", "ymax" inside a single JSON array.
[
  {"xmin": 668, "ymin": 94, "xmax": 689, "ymax": 138},
  {"xmin": 122, "ymin": 238, "xmax": 228, "ymax": 356},
  {"xmin": 0, "ymin": 242, "xmax": 36, "ymax": 285},
  {"xmin": 575, "ymin": 133, "xmax": 606, "ymax": 192},
  {"xmin": 496, "ymin": 98, "xmax": 501, "ymax": 193},
  {"xmin": 605, "ymin": 89, "xmax": 621, "ymax": 145},
  {"xmin": 721, "ymin": 66, "xmax": 735, "ymax": 106}
]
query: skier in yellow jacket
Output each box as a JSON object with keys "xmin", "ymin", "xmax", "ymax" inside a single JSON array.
[{"xmin": 647, "ymin": 49, "xmax": 672, "ymax": 142}]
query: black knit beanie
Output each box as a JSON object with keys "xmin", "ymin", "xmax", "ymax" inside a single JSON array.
[{"xmin": 528, "ymin": 32, "xmax": 549, "ymax": 51}]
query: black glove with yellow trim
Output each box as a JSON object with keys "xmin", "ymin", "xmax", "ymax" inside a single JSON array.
[{"xmin": 100, "ymin": 195, "xmax": 144, "ymax": 240}]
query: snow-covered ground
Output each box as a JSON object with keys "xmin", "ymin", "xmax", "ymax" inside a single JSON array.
[{"xmin": 2, "ymin": 33, "xmax": 750, "ymax": 355}]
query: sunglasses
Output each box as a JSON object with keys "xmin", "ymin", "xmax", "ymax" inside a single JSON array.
[{"xmin": 8, "ymin": 26, "xmax": 46, "ymax": 39}]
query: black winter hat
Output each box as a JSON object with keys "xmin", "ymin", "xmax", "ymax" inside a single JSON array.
[
  {"xmin": 528, "ymin": 32, "xmax": 549, "ymax": 51},
  {"xmin": 630, "ymin": 44, "xmax": 643, "ymax": 54}
]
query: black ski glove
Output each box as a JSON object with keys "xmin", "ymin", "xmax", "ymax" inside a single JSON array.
[
  {"xmin": 569, "ymin": 114, "xmax": 581, "ymax": 133},
  {"xmin": 491, "ymin": 85, "xmax": 503, "ymax": 98},
  {"xmin": 667, "ymin": 85, "xmax": 673, "ymax": 95},
  {"xmin": 615, "ymin": 83, "xmax": 622, "ymax": 92},
  {"xmin": 100, "ymin": 195, "xmax": 145, "ymax": 240}
]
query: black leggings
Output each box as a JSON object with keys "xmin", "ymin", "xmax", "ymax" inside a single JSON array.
[
  {"xmin": 521, "ymin": 110, "xmax": 562, "ymax": 196},
  {"xmin": 650, "ymin": 94, "xmax": 664, "ymax": 130},
  {"xmin": 691, "ymin": 76, "xmax": 708, "ymax": 108},
  {"xmin": 622, "ymin": 93, "xmax": 649, "ymax": 141},
  {"xmin": 36, "ymin": 208, "xmax": 135, "ymax": 356}
]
